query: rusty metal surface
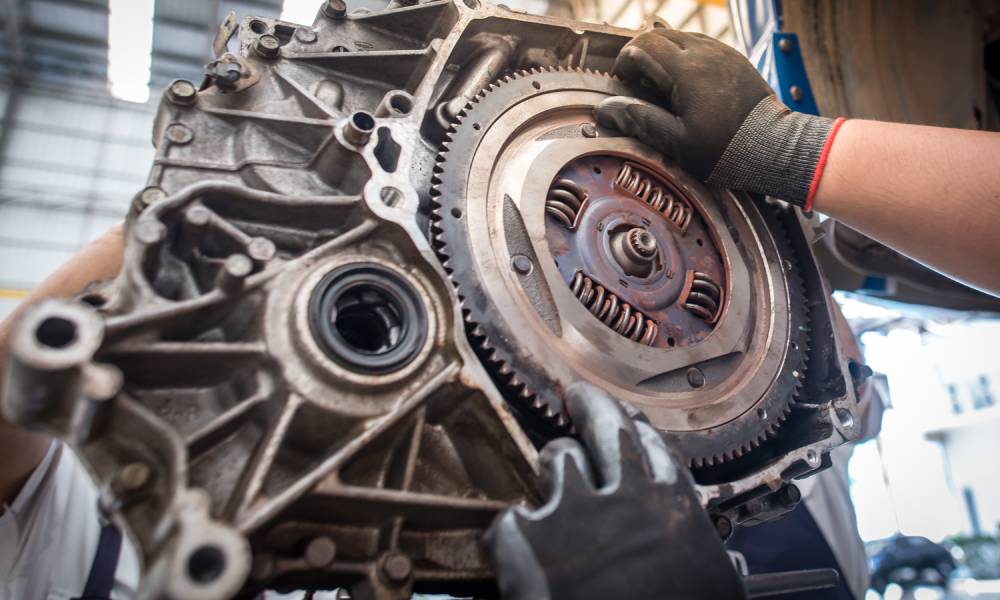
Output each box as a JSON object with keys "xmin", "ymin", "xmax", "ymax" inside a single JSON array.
[{"xmin": 546, "ymin": 155, "xmax": 726, "ymax": 348}]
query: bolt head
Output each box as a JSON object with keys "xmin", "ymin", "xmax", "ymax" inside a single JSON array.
[
  {"xmin": 778, "ymin": 37, "xmax": 792, "ymax": 53},
  {"xmin": 381, "ymin": 551, "xmax": 412, "ymax": 584},
  {"xmin": 789, "ymin": 85, "xmax": 804, "ymax": 102},
  {"xmin": 295, "ymin": 28, "xmax": 318, "ymax": 43},
  {"xmin": 166, "ymin": 79, "xmax": 197, "ymax": 104},
  {"xmin": 165, "ymin": 123, "xmax": 194, "ymax": 145},
  {"xmin": 254, "ymin": 34, "xmax": 280, "ymax": 57},
  {"xmin": 714, "ymin": 516, "xmax": 733, "ymax": 540},
  {"xmin": 581, "ymin": 123, "xmax": 598, "ymax": 138},
  {"xmin": 686, "ymin": 367, "xmax": 705, "ymax": 388},
  {"xmin": 511, "ymin": 254, "xmax": 533, "ymax": 275},
  {"xmin": 305, "ymin": 537, "xmax": 336, "ymax": 568},
  {"xmin": 138, "ymin": 186, "xmax": 166, "ymax": 208},
  {"xmin": 323, "ymin": 0, "xmax": 348, "ymax": 18}
]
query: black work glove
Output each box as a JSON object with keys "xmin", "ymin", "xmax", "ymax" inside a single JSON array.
[
  {"xmin": 594, "ymin": 29, "xmax": 842, "ymax": 208},
  {"xmin": 483, "ymin": 382, "xmax": 746, "ymax": 600}
]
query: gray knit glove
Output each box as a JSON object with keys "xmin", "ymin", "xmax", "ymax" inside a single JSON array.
[{"xmin": 594, "ymin": 29, "xmax": 840, "ymax": 208}]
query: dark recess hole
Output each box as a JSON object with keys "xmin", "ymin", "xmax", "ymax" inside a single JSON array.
[
  {"xmin": 532, "ymin": 81, "xmax": 541, "ymax": 90},
  {"xmin": 335, "ymin": 286, "xmax": 403, "ymax": 354},
  {"xmin": 451, "ymin": 208, "xmax": 462, "ymax": 218},
  {"xmin": 389, "ymin": 94, "xmax": 412, "ymax": 115},
  {"xmin": 332, "ymin": 45, "xmax": 351, "ymax": 52},
  {"xmin": 593, "ymin": 166, "xmax": 601, "ymax": 174},
  {"xmin": 696, "ymin": 238, "xmax": 704, "ymax": 246},
  {"xmin": 36, "ymin": 317, "xmax": 77, "ymax": 349},
  {"xmin": 352, "ymin": 111, "xmax": 375, "ymax": 132},
  {"xmin": 667, "ymin": 337, "xmax": 676, "ymax": 347},
  {"xmin": 188, "ymin": 545, "xmax": 226, "ymax": 584},
  {"xmin": 249, "ymin": 20, "xmax": 267, "ymax": 34},
  {"xmin": 374, "ymin": 127, "xmax": 401, "ymax": 172}
]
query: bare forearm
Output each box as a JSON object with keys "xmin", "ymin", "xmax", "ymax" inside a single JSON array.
[
  {"xmin": 0, "ymin": 223, "xmax": 125, "ymax": 505},
  {"xmin": 813, "ymin": 120, "xmax": 1000, "ymax": 296}
]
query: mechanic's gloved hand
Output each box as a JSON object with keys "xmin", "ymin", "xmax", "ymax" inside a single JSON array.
[
  {"xmin": 594, "ymin": 29, "xmax": 843, "ymax": 209},
  {"xmin": 483, "ymin": 382, "xmax": 746, "ymax": 600}
]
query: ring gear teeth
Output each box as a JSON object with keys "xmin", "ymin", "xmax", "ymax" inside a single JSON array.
[{"xmin": 431, "ymin": 68, "xmax": 810, "ymax": 463}]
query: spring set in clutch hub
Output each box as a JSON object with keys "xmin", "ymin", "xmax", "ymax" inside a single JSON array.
[
  {"xmin": 683, "ymin": 271, "xmax": 722, "ymax": 321},
  {"xmin": 615, "ymin": 163, "xmax": 692, "ymax": 232},
  {"xmin": 570, "ymin": 271, "xmax": 658, "ymax": 346},
  {"xmin": 545, "ymin": 179, "xmax": 587, "ymax": 229}
]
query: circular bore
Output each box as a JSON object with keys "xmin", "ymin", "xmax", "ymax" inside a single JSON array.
[
  {"xmin": 308, "ymin": 264, "xmax": 427, "ymax": 374},
  {"xmin": 188, "ymin": 545, "xmax": 227, "ymax": 584}
]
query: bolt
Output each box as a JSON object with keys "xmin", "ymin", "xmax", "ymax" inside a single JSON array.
[
  {"xmin": 381, "ymin": 551, "xmax": 412, "ymax": 585},
  {"xmin": 137, "ymin": 186, "xmax": 166, "ymax": 209},
  {"xmin": 779, "ymin": 484, "xmax": 801, "ymax": 508},
  {"xmin": 323, "ymin": 0, "xmax": 347, "ymax": 18},
  {"xmin": 713, "ymin": 515, "xmax": 733, "ymax": 540},
  {"xmin": 778, "ymin": 37, "xmax": 792, "ymax": 53},
  {"xmin": 581, "ymin": 123, "xmax": 598, "ymax": 138},
  {"xmin": 295, "ymin": 28, "xmax": 318, "ymax": 44},
  {"xmin": 686, "ymin": 367, "xmax": 705, "ymax": 388},
  {"xmin": 789, "ymin": 85, "xmax": 803, "ymax": 102},
  {"xmin": 185, "ymin": 205, "xmax": 211, "ymax": 227},
  {"xmin": 305, "ymin": 537, "xmax": 336, "ymax": 568},
  {"xmin": 115, "ymin": 462, "xmax": 151, "ymax": 492},
  {"xmin": 218, "ymin": 254, "xmax": 253, "ymax": 292},
  {"xmin": 166, "ymin": 79, "xmax": 197, "ymax": 105},
  {"xmin": 165, "ymin": 123, "xmax": 194, "ymax": 145},
  {"xmin": 511, "ymin": 254, "xmax": 532, "ymax": 275},
  {"xmin": 254, "ymin": 34, "xmax": 280, "ymax": 58},
  {"xmin": 134, "ymin": 220, "xmax": 167, "ymax": 245},
  {"xmin": 247, "ymin": 237, "xmax": 276, "ymax": 264}
]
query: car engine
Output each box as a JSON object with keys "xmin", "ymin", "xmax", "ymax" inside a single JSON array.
[{"xmin": 2, "ymin": 1, "xmax": 862, "ymax": 598}]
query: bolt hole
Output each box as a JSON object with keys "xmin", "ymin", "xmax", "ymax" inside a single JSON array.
[
  {"xmin": 36, "ymin": 316, "xmax": 77, "ymax": 349},
  {"xmin": 451, "ymin": 208, "xmax": 462, "ymax": 219},
  {"xmin": 652, "ymin": 20, "xmax": 666, "ymax": 28},
  {"xmin": 463, "ymin": 0, "xmax": 478, "ymax": 7},
  {"xmin": 791, "ymin": 342, "xmax": 799, "ymax": 351},
  {"xmin": 332, "ymin": 45, "xmax": 351, "ymax": 52},
  {"xmin": 756, "ymin": 407, "xmax": 766, "ymax": 419},
  {"xmin": 335, "ymin": 286, "xmax": 403, "ymax": 354},
  {"xmin": 592, "ymin": 166, "xmax": 602, "ymax": 175},
  {"xmin": 696, "ymin": 238, "xmax": 704, "ymax": 246},
  {"xmin": 667, "ymin": 337, "xmax": 675, "ymax": 347},
  {"xmin": 249, "ymin": 19, "xmax": 267, "ymax": 34},
  {"xmin": 532, "ymin": 81, "xmax": 541, "ymax": 90},
  {"xmin": 806, "ymin": 450, "xmax": 817, "ymax": 463},
  {"xmin": 389, "ymin": 93, "xmax": 412, "ymax": 115},
  {"xmin": 472, "ymin": 123, "xmax": 481, "ymax": 131},
  {"xmin": 188, "ymin": 545, "xmax": 226, "ymax": 584},
  {"xmin": 351, "ymin": 111, "xmax": 375, "ymax": 133},
  {"xmin": 836, "ymin": 408, "xmax": 855, "ymax": 429}
]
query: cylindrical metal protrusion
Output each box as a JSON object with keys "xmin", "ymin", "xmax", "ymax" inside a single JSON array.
[
  {"xmin": 343, "ymin": 111, "xmax": 375, "ymax": 146},
  {"xmin": 322, "ymin": 0, "xmax": 347, "ymax": 18},
  {"xmin": 217, "ymin": 254, "xmax": 254, "ymax": 293},
  {"xmin": 610, "ymin": 227, "xmax": 658, "ymax": 278},
  {"xmin": 2, "ymin": 301, "xmax": 114, "ymax": 438},
  {"xmin": 305, "ymin": 537, "xmax": 337, "ymax": 568},
  {"xmin": 253, "ymin": 34, "xmax": 280, "ymax": 58},
  {"xmin": 380, "ymin": 551, "xmax": 412, "ymax": 585},
  {"xmin": 166, "ymin": 79, "xmax": 198, "ymax": 105}
]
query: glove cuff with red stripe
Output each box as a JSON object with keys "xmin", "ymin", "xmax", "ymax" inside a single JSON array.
[{"xmin": 706, "ymin": 96, "xmax": 845, "ymax": 210}]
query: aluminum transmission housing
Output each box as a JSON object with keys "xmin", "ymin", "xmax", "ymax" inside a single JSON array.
[{"xmin": 1, "ymin": 1, "xmax": 861, "ymax": 598}]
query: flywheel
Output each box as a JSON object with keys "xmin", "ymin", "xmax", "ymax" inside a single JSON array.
[{"xmin": 432, "ymin": 68, "xmax": 810, "ymax": 467}]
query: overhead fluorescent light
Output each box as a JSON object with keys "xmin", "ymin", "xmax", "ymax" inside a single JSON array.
[
  {"xmin": 108, "ymin": 0, "xmax": 156, "ymax": 103},
  {"xmin": 282, "ymin": 0, "xmax": 321, "ymax": 25}
]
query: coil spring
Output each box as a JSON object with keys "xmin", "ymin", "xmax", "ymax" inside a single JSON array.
[
  {"xmin": 570, "ymin": 271, "xmax": 658, "ymax": 346},
  {"xmin": 683, "ymin": 271, "xmax": 722, "ymax": 321},
  {"xmin": 615, "ymin": 163, "xmax": 692, "ymax": 232},
  {"xmin": 545, "ymin": 179, "xmax": 587, "ymax": 229}
]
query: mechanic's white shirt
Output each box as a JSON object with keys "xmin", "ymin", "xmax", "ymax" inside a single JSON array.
[{"xmin": 0, "ymin": 441, "xmax": 140, "ymax": 600}]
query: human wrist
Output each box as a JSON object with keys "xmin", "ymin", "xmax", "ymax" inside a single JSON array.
[{"xmin": 707, "ymin": 96, "xmax": 844, "ymax": 209}]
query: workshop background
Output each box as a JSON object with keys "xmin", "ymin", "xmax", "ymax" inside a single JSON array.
[{"xmin": 0, "ymin": 1, "xmax": 998, "ymax": 599}]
